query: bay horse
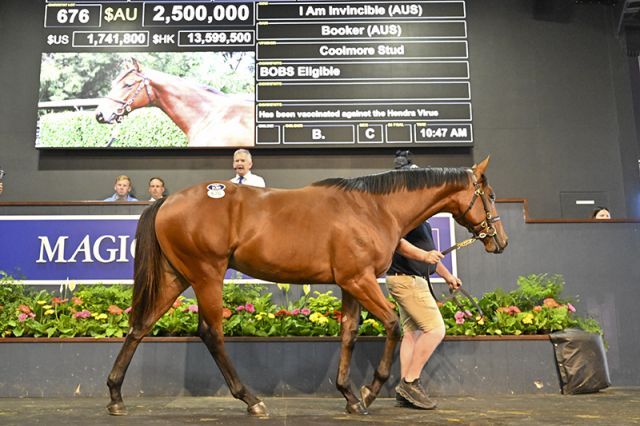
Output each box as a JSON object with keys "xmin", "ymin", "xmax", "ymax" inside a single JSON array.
[
  {"xmin": 95, "ymin": 58, "xmax": 253, "ymax": 147},
  {"xmin": 106, "ymin": 157, "xmax": 507, "ymax": 416}
]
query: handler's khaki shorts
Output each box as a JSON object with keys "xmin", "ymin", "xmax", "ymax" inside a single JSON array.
[{"xmin": 386, "ymin": 275, "xmax": 444, "ymax": 333}]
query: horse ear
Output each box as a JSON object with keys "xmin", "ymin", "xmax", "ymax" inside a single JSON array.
[
  {"xmin": 129, "ymin": 57, "xmax": 141, "ymax": 72},
  {"xmin": 472, "ymin": 155, "xmax": 491, "ymax": 178}
]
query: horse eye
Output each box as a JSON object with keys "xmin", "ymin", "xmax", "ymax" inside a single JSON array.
[{"xmin": 489, "ymin": 192, "xmax": 496, "ymax": 202}]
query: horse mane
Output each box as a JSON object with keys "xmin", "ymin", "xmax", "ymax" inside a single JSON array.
[{"xmin": 312, "ymin": 167, "xmax": 470, "ymax": 195}]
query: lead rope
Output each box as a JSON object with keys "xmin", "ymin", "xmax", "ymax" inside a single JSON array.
[{"xmin": 427, "ymin": 236, "xmax": 485, "ymax": 318}]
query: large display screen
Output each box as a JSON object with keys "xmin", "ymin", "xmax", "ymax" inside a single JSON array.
[{"xmin": 37, "ymin": 1, "xmax": 472, "ymax": 149}]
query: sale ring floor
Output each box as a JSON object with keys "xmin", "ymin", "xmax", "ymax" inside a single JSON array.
[{"xmin": 0, "ymin": 387, "xmax": 638, "ymax": 425}]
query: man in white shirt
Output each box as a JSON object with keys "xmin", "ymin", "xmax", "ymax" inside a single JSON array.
[{"xmin": 230, "ymin": 149, "xmax": 266, "ymax": 187}]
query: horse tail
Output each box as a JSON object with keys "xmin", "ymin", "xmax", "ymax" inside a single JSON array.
[{"xmin": 129, "ymin": 197, "xmax": 168, "ymax": 329}]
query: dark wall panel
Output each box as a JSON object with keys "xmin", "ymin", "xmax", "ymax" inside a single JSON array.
[{"xmin": 0, "ymin": 1, "xmax": 638, "ymax": 218}]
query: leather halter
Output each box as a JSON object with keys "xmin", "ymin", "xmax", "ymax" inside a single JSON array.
[
  {"xmin": 105, "ymin": 69, "xmax": 154, "ymax": 123},
  {"xmin": 454, "ymin": 172, "xmax": 503, "ymax": 249}
]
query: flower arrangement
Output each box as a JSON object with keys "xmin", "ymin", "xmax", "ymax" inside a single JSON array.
[
  {"xmin": 0, "ymin": 272, "xmax": 602, "ymax": 339},
  {"xmin": 439, "ymin": 274, "xmax": 601, "ymax": 336}
]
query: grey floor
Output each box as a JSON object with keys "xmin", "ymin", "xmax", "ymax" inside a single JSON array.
[{"xmin": 0, "ymin": 387, "xmax": 639, "ymax": 425}]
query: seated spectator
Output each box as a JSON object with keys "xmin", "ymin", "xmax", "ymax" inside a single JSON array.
[
  {"xmin": 148, "ymin": 177, "xmax": 166, "ymax": 202},
  {"xmin": 230, "ymin": 149, "xmax": 266, "ymax": 187},
  {"xmin": 0, "ymin": 182, "xmax": 3, "ymax": 195},
  {"xmin": 104, "ymin": 175, "xmax": 138, "ymax": 201},
  {"xmin": 592, "ymin": 207, "xmax": 611, "ymax": 220}
]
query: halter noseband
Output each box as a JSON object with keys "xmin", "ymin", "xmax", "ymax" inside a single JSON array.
[
  {"xmin": 105, "ymin": 69, "xmax": 154, "ymax": 122},
  {"xmin": 454, "ymin": 172, "xmax": 503, "ymax": 247}
]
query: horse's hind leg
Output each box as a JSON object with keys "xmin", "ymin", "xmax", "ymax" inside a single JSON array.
[
  {"xmin": 106, "ymin": 272, "xmax": 187, "ymax": 415},
  {"xmin": 192, "ymin": 272, "xmax": 266, "ymax": 416}
]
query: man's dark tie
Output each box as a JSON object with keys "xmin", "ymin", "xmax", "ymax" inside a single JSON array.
[{"xmin": 238, "ymin": 176, "xmax": 244, "ymax": 184}]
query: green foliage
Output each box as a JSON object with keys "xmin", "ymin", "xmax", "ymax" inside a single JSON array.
[
  {"xmin": 443, "ymin": 273, "xmax": 600, "ymax": 337},
  {"xmin": 307, "ymin": 291, "xmax": 342, "ymax": 315},
  {"xmin": 38, "ymin": 109, "xmax": 187, "ymax": 148},
  {"xmin": 39, "ymin": 52, "xmax": 254, "ymax": 102},
  {"xmin": 513, "ymin": 274, "xmax": 566, "ymax": 309},
  {"xmin": 0, "ymin": 273, "xmax": 603, "ymax": 340}
]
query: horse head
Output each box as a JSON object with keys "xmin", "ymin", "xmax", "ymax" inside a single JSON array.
[
  {"xmin": 95, "ymin": 58, "xmax": 155, "ymax": 124},
  {"xmin": 451, "ymin": 156, "xmax": 508, "ymax": 254}
]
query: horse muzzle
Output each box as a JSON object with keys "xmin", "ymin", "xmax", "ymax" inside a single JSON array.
[{"xmin": 491, "ymin": 236, "xmax": 508, "ymax": 254}]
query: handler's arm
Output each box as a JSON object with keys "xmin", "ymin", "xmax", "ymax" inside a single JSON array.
[
  {"xmin": 435, "ymin": 262, "xmax": 462, "ymax": 289},
  {"xmin": 396, "ymin": 238, "xmax": 444, "ymax": 265}
]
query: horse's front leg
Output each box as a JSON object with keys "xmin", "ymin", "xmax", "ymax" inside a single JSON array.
[
  {"xmin": 341, "ymin": 276, "xmax": 401, "ymax": 410},
  {"xmin": 336, "ymin": 291, "xmax": 366, "ymax": 414},
  {"xmin": 359, "ymin": 310, "xmax": 401, "ymax": 408}
]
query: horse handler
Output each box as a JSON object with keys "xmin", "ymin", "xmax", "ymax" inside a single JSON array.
[{"xmin": 386, "ymin": 156, "xmax": 462, "ymax": 409}]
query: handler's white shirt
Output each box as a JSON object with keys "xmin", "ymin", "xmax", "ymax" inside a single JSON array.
[{"xmin": 231, "ymin": 171, "xmax": 265, "ymax": 188}]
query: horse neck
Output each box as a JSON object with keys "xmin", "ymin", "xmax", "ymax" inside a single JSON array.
[
  {"xmin": 383, "ymin": 183, "xmax": 467, "ymax": 235},
  {"xmin": 145, "ymin": 70, "xmax": 220, "ymax": 135}
]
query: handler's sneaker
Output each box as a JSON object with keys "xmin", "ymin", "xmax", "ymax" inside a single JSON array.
[
  {"xmin": 395, "ymin": 392, "xmax": 412, "ymax": 407},
  {"xmin": 395, "ymin": 378, "xmax": 437, "ymax": 410}
]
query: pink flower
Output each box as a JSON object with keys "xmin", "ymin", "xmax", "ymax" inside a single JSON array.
[
  {"xmin": 291, "ymin": 308, "xmax": 300, "ymax": 315},
  {"xmin": 18, "ymin": 313, "xmax": 28, "ymax": 322},
  {"xmin": 73, "ymin": 309, "xmax": 91, "ymax": 319},
  {"xmin": 464, "ymin": 310, "xmax": 473, "ymax": 318},
  {"xmin": 185, "ymin": 304, "xmax": 198, "ymax": 313},
  {"xmin": 124, "ymin": 307, "xmax": 132, "ymax": 314},
  {"xmin": 244, "ymin": 303, "xmax": 255, "ymax": 313},
  {"xmin": 454, "ymin": 311, "xmax": 465, "ymax": 324},
  {"xmin": 301, "ymin": 308, "xmax": 311, "ymax": 316},
  {"xmin": 236, "ymin": 305, "xmax": 245, "ymax": 312},
  {"xmin": 567, "ymin": 303, "xmax": 576, "ymax": 313}
]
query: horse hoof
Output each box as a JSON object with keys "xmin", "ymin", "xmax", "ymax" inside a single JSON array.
[
  {"xmin": 346, "ymin": 401, "xmax": 369, "ymax": 415},
  {"xmin": 106, "ymin": 402, "xmax": 128, "ymax": 416},
  {"xmin": 247, "ymin": 401, "xmax": 268, "ymax": 416},
  {"xmin": 359, "ymin": 385, "xmax": 376, "ymax": 408}
]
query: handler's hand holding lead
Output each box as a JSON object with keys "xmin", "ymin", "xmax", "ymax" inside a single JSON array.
[
  {"xmin": 424, "ymin": 250, "xmax": 444, "ymax": 264},
  {"xmin": 447, "ymin": 276, "xmax": 462, "ymax": 290}
]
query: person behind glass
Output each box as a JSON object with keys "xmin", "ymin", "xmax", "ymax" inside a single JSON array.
[
  {"xmin": 592, "ymin": 206, "xmax": 611, "ymax": 220},
  {"xmin": 148, "ymin": 177, "xmax": 166, "ymax": 202},
  {"xmin": 386, "ymin": 150, "xmax": 461, "ymax": 410},
  {"xmin": 230, "ymin": 149, "xmax": 266, "ymax": 187},
  {"xmin": 103, "ymin": 175, "xmax": 138, "ymax": 201}
]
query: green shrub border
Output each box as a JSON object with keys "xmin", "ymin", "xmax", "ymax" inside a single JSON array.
[{"xmin": 0, "ymin": 273, "xmax": 603, "ymax": 339}]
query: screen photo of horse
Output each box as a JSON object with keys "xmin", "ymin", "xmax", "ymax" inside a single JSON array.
[{"xmin": 36, "ymin": 51, "xmax": 255, "ymax": 148}]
